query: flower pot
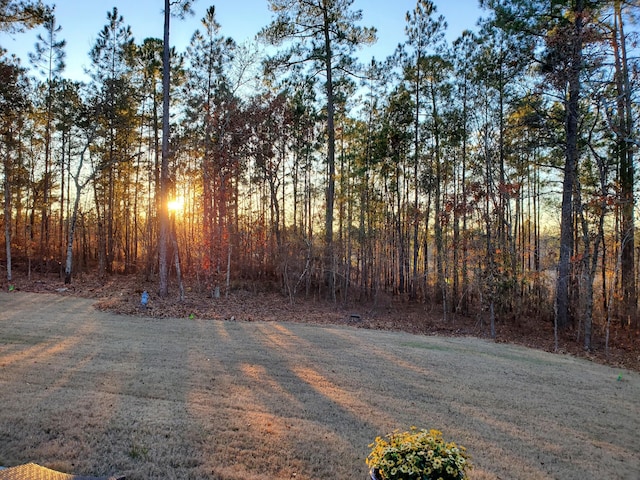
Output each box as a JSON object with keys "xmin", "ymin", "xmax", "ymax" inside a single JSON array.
[{"xmin": 369, "ymin": 469, "xmax": 381, "ymax": 480}]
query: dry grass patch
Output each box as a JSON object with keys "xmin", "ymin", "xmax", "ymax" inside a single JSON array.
[{"xmin": 0, "ymin": 292, "xmax": 639, "ymax": 479}]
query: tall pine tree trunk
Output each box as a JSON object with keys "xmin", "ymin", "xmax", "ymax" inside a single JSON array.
[
  {"xmin": 65, "ymin": 181, "xmax": 82, "ymax": 284},
  {"xmin": 613, "ymin": 0, "xmax": 636, "ymax": 326},
  {"xmin": 158, "ymin": 0, "xmax": 171, "ymax": 297},
  {"xmin": 555, "ymin": 0, "xmax": 584, "ymax": 330},
  {"xmin": 323, "ymin": 7, "xmax": 336, "ymax": 301},
  {"xmin": 4, "ymin": 149, "xmax": 12, "ymax": 282}
]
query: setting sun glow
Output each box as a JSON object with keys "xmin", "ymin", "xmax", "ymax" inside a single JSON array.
[{"xmin": 167, "ymin": 197, "xmax": 185, "ymax": 212}]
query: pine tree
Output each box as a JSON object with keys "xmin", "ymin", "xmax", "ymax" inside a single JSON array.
[
  {"xmin": 89, "ymin": 7, "xmax": 136, "ymax": 276},
  {"xmin": 260, "ymin": 0, "xmax": 376, "ymax": 300},
  {"xmin": 29, "ymin": 14, "xmax": 65, "ymax": 261},
  {"xmin": 183, "ymin": 5, "xmax": 235, "ymax": 297},
  {"xmin": 158, "ymin": 0, "xmax": 195, "ymax": 297},
  {"xmin": 0, "ymin": 58, "xmax": 29, "ymax": 281},
  {"xmin": 481, "ymin": 0, "xmax": 601, "ymax": 331},
  {"xmin": 0, "ymin": 0, "xmax": 51, "ymax": 34}
]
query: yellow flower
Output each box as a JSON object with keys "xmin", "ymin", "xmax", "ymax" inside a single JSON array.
[{"xmin": 367, "ymin": 428, "xmax": 471, "ymax": 480}]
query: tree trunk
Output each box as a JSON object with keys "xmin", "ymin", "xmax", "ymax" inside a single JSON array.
[
  {"xmin": 3, "ymin": 152, "xmax": 12, "ymax": 282},
  {"xmin": 171, "ymin": 220, "xmax": 184, "ymax": 301},
  {"xmin": 64, "ymin": 183, "xmax": 82, "ymax": 284},
  {"xmin": 323, "ymin": 7, "xmax": 336, "ymax": 301},
  {"xmin": 158, "ymin": 0, "xmax": 171, "ymax": 297},
  {"xmin": 59, "ymin": 129, "xmax": 65, "ymax": 259},
  {"xmin": 554, "ymin": 0, "xmax": 584, "ymax": 330},
  {"xmin": 92, "ymin": 180, "xmax": 106, "ymax": 279},
  {"xmin": 431, "ymin": 83, "xmax": 446, "ymax": 319},
  {"xmin": 411, "ymin": 58, "xmax": 421, "ymax": 300},
  {"xmin": 613, "ymin": 0, "xmax": 636, "ymax": 326}
]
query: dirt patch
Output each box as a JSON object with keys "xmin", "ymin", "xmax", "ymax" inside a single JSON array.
[{"xmin": 0, "ymin": 291, "xmax": 639, "ymax": 479}]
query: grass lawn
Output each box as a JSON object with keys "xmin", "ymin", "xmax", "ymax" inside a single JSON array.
[{"xmin": 0, "ymin": 292, "xmax": 638, "ymax": 479}]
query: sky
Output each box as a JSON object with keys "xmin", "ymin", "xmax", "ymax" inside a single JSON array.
[{"xmin": 0, "ymin": 0, "xmax": 485, "ymax": 82}]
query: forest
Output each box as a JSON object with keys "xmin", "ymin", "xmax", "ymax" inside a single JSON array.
[{"xmin": 0, "ymin": 0, "xmax": 639, "ymax": 353}]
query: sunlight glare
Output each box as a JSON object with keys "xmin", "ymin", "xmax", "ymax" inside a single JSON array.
[{"xmin": 167, "ymin": 196, "xmax": 185, "ymax": 213}]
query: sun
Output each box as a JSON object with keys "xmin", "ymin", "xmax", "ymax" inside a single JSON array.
[{"xmin": 167, "ymin": 196, "xmax": 185, "ymax": 212}]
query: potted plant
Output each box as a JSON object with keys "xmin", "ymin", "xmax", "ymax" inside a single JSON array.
[{"xmin": 366, "ymin": 427, "xmax": 471, "ymax": 480}]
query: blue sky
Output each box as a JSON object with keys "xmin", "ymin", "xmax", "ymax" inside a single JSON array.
[{"xmin": 0, "ymin": 0, "xmax": 484, "ymax": 81}]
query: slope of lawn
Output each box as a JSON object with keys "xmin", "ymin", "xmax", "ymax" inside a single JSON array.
[{"xmin": 0, "ymin": 292, "xmax": 638, "ymax": 479}]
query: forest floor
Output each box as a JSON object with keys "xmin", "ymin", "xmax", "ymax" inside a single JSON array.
[
  {"xmin": 4, "ymin": 271, "xmax": 639, "ymax": 373},
  {"xmin": 0, "ymin": 273, "xmax": 640, "ymax": 372},
  {"xmin": 0, "ymin": 288, "xmax": 639, "ymax": 479}
]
